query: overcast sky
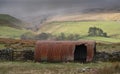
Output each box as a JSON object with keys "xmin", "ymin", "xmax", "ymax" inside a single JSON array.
[{"xmin": 0, "ymin": 0, "xmax": 120, "ymax": 20}]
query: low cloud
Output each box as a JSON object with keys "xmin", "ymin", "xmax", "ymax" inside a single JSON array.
[{"xmin": 0, "ymin": 0, "xmax": 120, "ymax": 21}]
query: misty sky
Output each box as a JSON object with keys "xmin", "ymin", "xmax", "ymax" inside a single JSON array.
[{"xmin": 0, "ymin": 0, "xmax": 120, "ymax": 20}]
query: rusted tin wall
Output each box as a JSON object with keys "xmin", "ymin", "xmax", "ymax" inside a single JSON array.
[{"xmin": 34, "ymin": 41, "xmax": 96, "ymax": 62}]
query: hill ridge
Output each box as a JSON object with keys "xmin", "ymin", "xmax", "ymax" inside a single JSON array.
[{"xmin": 0, "ymin": 14, "xmax": 26, "ymax": 29}]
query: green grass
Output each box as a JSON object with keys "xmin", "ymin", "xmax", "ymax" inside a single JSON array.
[
  {"xmin": 0, "ymin": 61, "xmax": 118, "ymax": 74},
  {"xmin": 40, "ymin": 21, "xmax": 120, "ymax": 36},
  {"xmin": 0, "ymin": 44, "xmax": 5, "ymax": 49},
  {"xmin": 0, "ymin": 14, "xmax": 30, "ymax": 39},
  {"xmin": 82, "ymin": 36, "xmax": 120, "ymax": 43},
  {"xmin": 0, "ymin": 26, "xmax": 29, "ymax": 39},
  {"xmin": 39, "ymin": 21, "xmax": 120, "ymax": 43}
]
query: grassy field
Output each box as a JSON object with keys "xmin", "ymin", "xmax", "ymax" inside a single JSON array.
[
  {"xmin": 0, "ymin": 61, "xmax": 119, "ymax": 74},
  {"xmin": 82, "ymin": 36, "xmax": 120, "ymax": 43},
  {"xmin": 0, "ymin": 14, "xmax": 30, "ymax": 39},
  {"xmin": 0, "ymin": 26, "xmax": 30, "ymax": 39},
  {"xmin": 39, "ymin": 21, "xmax": 120, "ymax": 42},
  {"xmin": 40, "ymin": 21, "xmax": 120, "ymax": 36}
]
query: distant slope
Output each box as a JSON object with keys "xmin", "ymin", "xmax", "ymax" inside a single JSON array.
[
  {"xmin": 39, "ymin": 21, "xmax": 120, "ymax": 36},
  {"xmin": 82, "ymin": 37, "xmax": 120, "ymax": 43},
  {"xmin": 47, "ymin": 13, "xmax": 120, "ymax": 22},
  {"xmin": 0, "ymin": 26, "xmax": 29, "ymax": 39},
  {"xmin": 0, "ymin": 14, "xmax": 31, "ymax": 38},
  {"xmin": 38, "ymin": 21, "xmax": 120, "ymax": 42},
  {"xmin": 51, "ymin": 7, "xmax": 120, "ymax": 22},
  {"xmin": 0, "ymin": 14, "xmax": 26, "ymax": 29}
]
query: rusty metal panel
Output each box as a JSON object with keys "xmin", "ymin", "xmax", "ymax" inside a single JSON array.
[
  {"xmin": 47, "ymin": 44, "xmax": 61, "ymax": 62},
  {"xmin": 60, "ymin": 44, "xmax": 68, "ymax": 61},
  {"xmin": 66, "ymin": 44, "xmax": 74, "ymax": 61},
  {"xmin": 34, "ymin": 41, "xmax": 96, "ymax": 62},
  {"xmin": 86, "ymin": 42, "xmax": 95, "ymax": 62},
  {"xmin": 40, "ymin": 44, "xmax": 49, "ymax": 61},
  {"xmin": 35, "ymin": 42, "xmax": 44, "ymax": 62},
  {"xmin": 47, "ymin": 43, "xmax": 74, "ymax": 62}
]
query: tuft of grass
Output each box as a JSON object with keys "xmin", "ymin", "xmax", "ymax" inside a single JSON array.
[{"xmin": 88, "ymin": 62, "xmax": 120, "ymax": 74}]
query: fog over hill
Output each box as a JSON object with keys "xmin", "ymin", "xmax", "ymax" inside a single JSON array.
[{"xmin": 0, "ymin": 0, "xmax": 120, "ymax": 30}]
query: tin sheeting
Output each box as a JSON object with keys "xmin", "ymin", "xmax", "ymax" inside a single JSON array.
[{"xmin": 34, "ymin": 41, "xmax": 96, "ymax": 62}]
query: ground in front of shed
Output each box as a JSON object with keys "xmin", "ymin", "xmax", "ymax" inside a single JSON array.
[{"xmin": 0, "ymin": 61, "xmax": 119, "ymax": 74}]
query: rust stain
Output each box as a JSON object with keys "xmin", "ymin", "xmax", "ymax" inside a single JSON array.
[{"xmin": 34, "ymin": 41, "xmax": 96, "ymax": 62}]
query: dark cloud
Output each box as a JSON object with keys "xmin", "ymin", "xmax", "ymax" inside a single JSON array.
[{"xmin": 0, "ymin": 0, "xmax": 120, "ymax": 21}]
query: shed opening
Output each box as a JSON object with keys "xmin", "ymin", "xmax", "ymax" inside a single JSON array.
[{"xmin": 74, "ymin": 44, "xmax": 87, "ymax": 62}]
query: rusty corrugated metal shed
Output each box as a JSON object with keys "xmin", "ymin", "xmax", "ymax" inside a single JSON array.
[{"xmin": 34, "ymin": 40, "xmax": 96, "ymax": 62}]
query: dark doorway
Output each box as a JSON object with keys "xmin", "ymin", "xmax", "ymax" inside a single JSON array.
[{"xmin": 74, "ymin": 44, "xmax": 87, "ymax": 62}]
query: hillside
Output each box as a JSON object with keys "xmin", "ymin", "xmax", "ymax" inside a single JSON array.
[
  {"xmin": 0, "ymin": 14, "xmax": 26, "ymax": 28},
  {"xmin": 47, "ymin": 7, "xmax": 120, "ymax": 22},
  {"xmin": 39, "ymin": 21, "xmax": 120, "ymax": 36},
  {"xmin": 0, "ymin": 14, "xmax": 31, "ymax": 39},
  {"xmin": 0, "ymin": 26, "xmax": 30, "ymax": 39},
  {"xmin": 38, "ymin": 21, "xmax": 120, "ymax": 43},
  {"xmin": 47, "ymin": 13, "xmax": 120, "ymax": 22}
]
